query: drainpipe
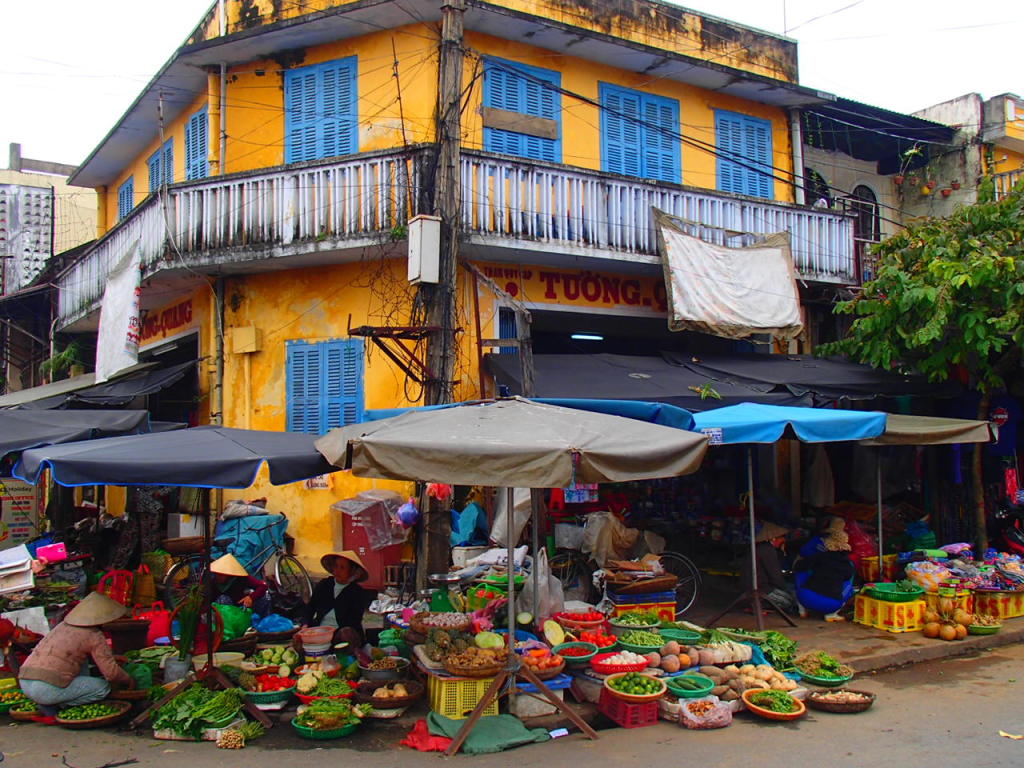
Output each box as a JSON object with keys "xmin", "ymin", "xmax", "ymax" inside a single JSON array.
[
  {"xmin": 213, "ymin": 277, "xmax": 225, "ymax": 427},
  {"xmin": 789, "ymin": 109, "xmax": 806, "ymax": 205},
  {"xmin": 218, "ymin": 0, "xmax": 226, "ymax": 36},
  {"xmin": 208, "ymin": 71, "xmax": 221, "ymax": 176},
  {"xmin": 220, "ymin": 64, "xmax": 227, "ymax": 175}
]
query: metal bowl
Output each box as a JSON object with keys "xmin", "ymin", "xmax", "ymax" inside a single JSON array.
[{"xmin": 359, "ymin": 657, "xmax": 410, "ymax": 682}]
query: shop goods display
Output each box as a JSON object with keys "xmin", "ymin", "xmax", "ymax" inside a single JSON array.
[
  {"xmin": 9, "ymin": 699, "xmax": 41, "ymax": 721},
  {"xmin": 690, "ymin": 629, "xmax": 755, "ymax": 665},
  {"xmin": 151, "ymin": 685, "xmax": 246, "ymax": 739},
  {"xmin": 921, "ymin": 600, "xmax": 988, "ymax": 641},
  {"xmin": 793, "ymin": 651, "xmax": 853, "ymax": 686},
  {"xmin": 239, "ymin": 671, "xmax": 296, "ymax": 704},
  {"xmin": 609, "ymin": 611, "xmax": 661, "ymax": 628},
  {"xmin": 427, "ymin": 674, "xmax": 500, "ymax": 719},
  {"xmin": 853, "ymin": 593, "xmax": 925, "ymax": 633},
  {"xmin": 520, "ymin": 648, "xmax": 565, "ymax": 679},
  {"xmin": 215, "ymin": 721, "xmax": 266, "ymax": 750},
  {"xmin": 865, "ymin": 580, "xmax": 925, "ymax": 602},
  {"xmin": 360, "ymin": 656, "xmax": 411, "ymax": 681},
  {"xmin": 742, "ymin": 689, "xmax": 806, "ymax": 721},
  {"xmin": 252, "ymin": 645, "xmax": 300, "ymax": 670},
  {"xmin": 603, "ymin": 672, "xmax": 667, "ymax": 703},
  {"xmin": 693, "ymin": 664, "xmax": 797, "ymax": 703},
  {"xmin": 292, "ymin": 698, "xmax": 372, "ymax": 739},
  {"xmin": 968, "ymin": 613, "xmax": 1002, "ymax": 635},
  {"xmin": 665, "ymin": 674, "xmax": 715, "ymax": 699},
  {"xmin": 678, "ymin": 697, "xmax": 733, "ymax": 730},
  {"xmin": 423, "ymin": 628, "xmax": 476, "ymax": 662},
  {"xmin": 358, "ymin": 681, "xmax": 424, "ymax": 707},
  {"xmin": 597, "ymin": 688, "xmax": 660, "ymax": 729},
  {"xmin": 577, "ymin": 629, "xmax": 617, "ymax": 649},
  {"xmin": 653, "ymin": 639, "xmax": 691, "ymax": 673},
  {"xmin": 591, "ymin": 650, "xmax": 649, "ymax": 674},
  {"xmin": 56, "ymin": 700, "xmax": 131, "ymax": 729},
  {"xmin": 616, "ymin": 629, "xmax": 663, "ymax": 652},
  {"xmin": 552, "ymin": 641, "xmax": 599, "ymax": 665},
  {"xmin": 443, "ymin": 646, "xmax": 509, "ymax": 677},
  {"xmin": 411, "ymin": 611, "xmax": 472, "ymax": 634},
  {"xmin": 805, "ymin": 689, "xmax": 876, "ymax": 714},
  {"xmin": 296, "ymin": 675, "xmax": 356, "ymax": 703},
  {"xmin": 0, "ymin": 689, "xmax": 28, "ymax": 713},
  {"xmin": 711, "ymin": 628, "xmax": 798, "ymax": 670}
]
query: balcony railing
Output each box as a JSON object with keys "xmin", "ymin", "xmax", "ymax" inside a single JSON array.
[
  {"xmin": 994, "ymin": 169, "xmax": 1023, "ymax": 200},
  {"xmin": 461, "ymin": 149, "xmax": 856, "ymax": 282},
  {"xmin": 58, "ymin": 147, "xmax": 856, "ymax": 325}
]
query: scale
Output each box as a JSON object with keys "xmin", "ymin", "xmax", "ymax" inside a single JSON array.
[{"xmin": 427, "ymin": 572, "xmax": 467, "ymax": 612}]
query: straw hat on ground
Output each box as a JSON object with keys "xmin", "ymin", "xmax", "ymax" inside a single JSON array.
[
  {"xmin": 64, "ymin": 592, "xmax": 129, "ymax": 627},
  {"xmin": 320, "ymin": 550, "xmax": 369, "ymax": 582},
  {"xmin": 754, "ymin": 522, "xmax": 790, "ymax": 543},
  {"xmin": 211, "ymin": 553, "xmax": 249, "ymax": 577}
]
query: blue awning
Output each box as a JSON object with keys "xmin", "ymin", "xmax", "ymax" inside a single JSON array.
[
  {"xmin": 691, "ymin": 402, "xmax": 887, "ymax": 444},
  {"xmin": 364, "ymin": 397, "xmax": 695, "ymax": 430}
]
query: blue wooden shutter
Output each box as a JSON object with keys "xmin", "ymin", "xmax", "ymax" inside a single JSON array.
[
  {"xmin": 600, "ymin": 84, "xmax": 643, "ymax": 177},
  {"xmin": 148, "ymin": 151, "xmax": 162, "ymax": 194},
  {"xmin": 642, "ymin": 96, "xmax": 680, "ymax": 184},
  {"xmin": 319, "ymin": 61, "xmax": 357, "ymax": 159},
  {"xmin": 117, "ymin": 177, "xmax": 134, "ymax": 220},
  {"xmin": 483, "ymin": 58, "xmax": 560, "ymax": 162},
  {"xmin": 497, "ymin": 307, "xmax": 517, "ymax": 356},
  {"xmin": 321, "ymin": 339, "xmax": 364, "ymax": 432},
  {"xmin": 715, "ymin": 110, "xmax": 772, "ymax": 199},
  {"xmin": 185, "ymin": 108, "xmax": 208, "ymax": 180},
  {"xmin": 286, "ymin": 341, "xmax": 322, "ymax": 434},
  {"xmin": 162, "ymin": 139, "xmax": 174, "ymax": 187},
  {"xmin": 285, "ymin": 69, "xmax": 319, "ymax": 163},
  {"xmin": 285, "ymin": 58, "xmax": 357, "ymax": 163}
]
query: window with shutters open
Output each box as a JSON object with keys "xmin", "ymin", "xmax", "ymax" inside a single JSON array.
[
  {"xmin": 286, "ymin": 338, "xmax": 364, "ymax": 434},
  {"xmin": 185, "ymin": 108, "xmax": 208, "ymax": 181},
  {"xmin": 148, "ymin": 139, "xmax": 174, "ymax": 194},
  {"xmin": 117, "ymin": 177, "xmax": 134, "ymax": 220},
  {"xmin": 599, "ymin": 83, "xmax": 680, "ymax": 184},
  {"xmin": 483, "ymin": 58, "xmax": 561, "ymax": 162},
  {"xmin": 284, "ymin": 57, "xmax": 358, "ymax": 164},
  {"xmin": 714, "ymin": 110, "xmax": 773, "ymax": 199}
]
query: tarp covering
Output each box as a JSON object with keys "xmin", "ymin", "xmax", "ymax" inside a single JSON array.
[
  {"xmin": 860, "ymin": 413, "xmax": 996, "ymax": 446},
  {"xmin": 365, "ymin": 397, "xmax": 695, "ymax": 430},
  {"xmin": 656, "ymin": 210, "xmax": 803, "ymax": 340},
  {"xmin": 15, "ymin": 361, "xmax": 196, "ymax": 410},
  {"xmin": 663, "ymin": 352, "xmax": 957, "ymax": 402},
  {"xmin": 485, "ymin": 353, "xmax": 812, "ymax": 411},
  {"xmin": 14, "ymin": 426, "xmax": 336, "ymax": 488},
  {"xmin": 691, "ymin": 402, "xmax": 887, "ymax": 444},
  {"xmin": 0, "ymin": 409, "xmax": 153, "ymax": 458},
  {"xmin": 95, "ymin": 242, "xmax": 142, "ymax": 383},
  {"xmin": 316, "ymin": 397, "xmax": 709, "ymax": 487}
]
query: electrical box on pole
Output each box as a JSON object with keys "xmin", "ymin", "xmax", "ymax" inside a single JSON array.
[{"xmin": 407, "ymin": 214, "xmax": 441, "ymax": 284}]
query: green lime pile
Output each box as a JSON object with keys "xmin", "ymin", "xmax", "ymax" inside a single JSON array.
[
  {"xmin": 58, "ymin": 702, "xmax": 120, "ymax": 720},
  {"xmin": 607, "ymin": 672, "xmax": 661, "ymax": 696}
]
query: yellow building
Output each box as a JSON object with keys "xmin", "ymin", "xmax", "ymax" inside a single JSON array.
[{"xmin": 47, "ymin": 0, "xmax": 871, "ymax": 569}]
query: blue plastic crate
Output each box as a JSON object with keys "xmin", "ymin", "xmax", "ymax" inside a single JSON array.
[
  {"xmin": 607, "ymin": 590, "xmax": 675, "ymax": 604},
  {"xmin": 515, "ymin": 673, "xmax": 572, "ymax": 694}
]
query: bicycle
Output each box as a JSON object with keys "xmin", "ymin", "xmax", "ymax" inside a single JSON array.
[{"xmin": 162, "ymin": 529, "xmax": 312, "ymax": 609}]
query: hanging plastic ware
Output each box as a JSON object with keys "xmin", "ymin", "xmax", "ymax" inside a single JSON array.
[
  {"xmin": 397, "ymin": 498, "xmax": 421, "ymax": 528},
  {"xmin": 427, "ymin": 483, "xmax": 453, "ymax": 502}
]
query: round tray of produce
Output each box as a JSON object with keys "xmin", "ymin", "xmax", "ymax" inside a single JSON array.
[
  {"xmin": 552, "ymin": 642, "xmax": 598, "ymax": 666},
  {"xmin": 552, "ymin": 611, "xmax": 605, "ymax": 631},
  {"xmin": 603, "ymin": 672, "xmax": 666, "ymax": 703},
  {"xmin": 590, "ymin": 650, "xmax": 649, "ymax": 674},
  {"xmin": 256, "ymin": 626, "xmax": 299, "ymax": 644},
  {"xmin": 292, "ymin": 698, "xmax": 370, "ymax": 739},
  {"xmin": 244, "ymin": 685, "xmax": 297, "ymax": 706},
  {"xmin": 968, "ymin": 623, "xmax": 1001, "ymax": 635},
  {"xmin": 793, "ymin": 651, "xmax": 853, "ymax": 688},
  {"xmin": 56, "ymin": 700, "xmax": 132, "ymax": 729},
  {"xmin": 742, "ymin": 689, "xmax": 806, "ymax": 721},
  {"xmin": 665, "ymin": 674, "xmax": 715, "ymax": 699},
  {"xmin": 108, "ymin": 687, "xmax": 152, "ymax": 701},
  {"xmin": 355, "ymin": 680, "xmax": 424, "ymax": 708},
  {"xmin": 443, "ymin": 647, "xmax": 508, "ymax": 678},
  {"xmin": 518, "ymin": 654, "xmax": 565, "ymax": 680},
  {"xmin": 615, "ymin": 629, "xmax": 663, "ymax": 654},
  {"xmin": 291, "ymin": 719, "xmax": 359, "ymax": 740},
  {"xmin": 798, "ymin": 671, "xmax": 853, "ymax": 687},
  {"xmin": 359, "ymin": 656, "xmax": 410, "ymax": 681},
  {"xmin": 865, "ymin": 582, "xmax": 924, "ymax": 602},
  {"xmin": 805, "ymin": 689, "xmax": 876, "ymax": 714},
  {"xmin": 0, "ymin": 690, "xmax": 30, "ymax": 713},
  {"xmin": 9, "ymin": 701, "xmax": 41, "ymax": 721},
  {"xmin": 410, "ymin": 611, "xmax": 472, "ymax": 636},
  {"xmin": 296, "ymin": 690, "xmax": 355, "ymax": 705},
  {"xmin": 658, "ymin": 628, "xmax": 702, "ymax": 645}
]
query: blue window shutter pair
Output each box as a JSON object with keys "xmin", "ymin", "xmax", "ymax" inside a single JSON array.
[
  {"xmin": 286, "ymin": 338, "xmax": 364, "ymax": 434},
  {"xmin": 715, "ymin": 110, "xmax": 773, "ymax": 199},
  {"xmin": 117, "ymin": 177, "xmax": 134, "ymax": 220},
  {"xmin": 497, "ymin": 307, "xmax": 517, "ymax": 356},
  {"xmin": 284, "ymin": 57, "xmax": 358, "ymax": 164},
  {"xmin": 599, "ymin": 84, "xmax": 679, "ymax": 183},
  {"xmin": 185, "ymin": 108, "xmax": 209, "ymax": 181},
  {"xmin": 483, "ymin": 58, "xmax": 561, "ymax": 162},
  {"xmin": 148, "ymin": 139, "xmax": 174, "ymax": 193}
]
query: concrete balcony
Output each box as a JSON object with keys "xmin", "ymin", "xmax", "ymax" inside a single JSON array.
[
  {"xmin": 57, "ymin": 147, "xmax": 857, "ymax": 327},
  {"xmin": 994, "ymin": 169, "xmax": 1023, "ymax": 200}
]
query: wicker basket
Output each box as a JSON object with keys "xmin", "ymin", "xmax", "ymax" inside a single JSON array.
[
  {"xmin": 443, "ymin": 659, "xmax": 507, "ymax": 678},
  {"xmin": 355, "ymin": 680, "xmax": 424, "ymax": 708},
  {"xmin": 519, "ymin": 659, "xmax": 565, "ymax": 681},
  {"xmin": 162, "ymin": 537, "xmax": 205, "ymax": 555},
  {"xmin": 9, "ymin": 706, "xmax": 41, "ymax": 722},
  {"xmin": 291, "ymin": 718, "xmax": 358, "ymax": 740},
  {"xmin": 56, "ymin": 700, "xmax": 132, "ymax": 730},
  {"xmin": 108, "ymin": 688, "xmax": 151, "ymax": 701},
  {"xmin": 805, "ymin": 689, "xmax": 876, "ymax": 714},
  {"xmin": 410, "ymin": 612, "xmax": 471, "ymax": 636},
  {"xmin": 742, "ymin": 689, "xmax": 806, "ymax": 721}
]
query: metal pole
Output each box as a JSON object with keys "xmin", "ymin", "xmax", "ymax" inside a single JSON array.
[
  {"xmin": 506, "ymin": 487, "xmax": 515, "ymax": 643},
  {"xmin": 530, "ymin": 490, "xmax": 541, "ymax": 623},
  {"xmin": 876, "ymin": 453, "xmax": 884, "ymax": 566},
  {"xmin": 749, "ymin": 448, "xmax": 758, "ymax": 594}
]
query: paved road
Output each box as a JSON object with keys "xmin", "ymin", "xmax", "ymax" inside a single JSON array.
[{"xmin": 5, "ymin": 644, "xmax": 1024, "ymax": 768}]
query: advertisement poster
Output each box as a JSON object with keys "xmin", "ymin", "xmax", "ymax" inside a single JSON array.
[{"xmin": 0, "ymin": 478, "xmax": 42, "ymax": 549}]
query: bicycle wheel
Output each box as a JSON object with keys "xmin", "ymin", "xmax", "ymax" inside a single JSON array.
[
  {"xmin": 659, "ymin": 550, "xmax": 701, "ymax": 617},
  {"xmin": 162, "ymin": 555, "xmax": 207, "ymax": 609},
  {"xmin": 274, "ymin": 553, "xmax": 312, "ymax": 603}
]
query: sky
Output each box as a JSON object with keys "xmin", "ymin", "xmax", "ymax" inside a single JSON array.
[{"xmin": 2, "ymin": 0, "xmax": 1021, "ymax": 168}]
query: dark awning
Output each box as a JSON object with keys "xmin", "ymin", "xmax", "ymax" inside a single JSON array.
[
  {"xmin": 0, "ymin": 409, "xmax": 154, "ymax": 459},
  {"xmin": 485, "ymin": 353, "xmax": 812, "ymax": 411},
  {"xmin": 9, "ymin": 361, "xmax": 196, "ymax": 410},
  {"xmin": 663, "ymin": 353, "xmax": 958, "ymax": 402}
]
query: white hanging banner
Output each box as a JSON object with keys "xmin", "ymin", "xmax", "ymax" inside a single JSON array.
[
  {"xmin": 655, "ymin": 210, "xmax": 804, "ymax": 340},
  {"xmin": 95, "ymin": 242, "xmax": 142, "ymax": 383}
]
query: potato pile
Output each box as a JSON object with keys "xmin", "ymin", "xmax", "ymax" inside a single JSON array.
[
  {"xmin": 643, "ymin": 640, "xmax": 692, "ymax": 674},
  {"xmin": 696, "ymin": 663, "xmax": 797, "ymax": 702}
]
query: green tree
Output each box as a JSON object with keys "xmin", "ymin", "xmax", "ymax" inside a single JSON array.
[{"xmin": 822, "ymin": 178, "xmax": 1024, "ymax": 552}]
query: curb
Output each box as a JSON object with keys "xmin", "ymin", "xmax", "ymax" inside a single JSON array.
[{"xmin": 846, "ymin": 624, "xmax": 1024, "ymax": 674}]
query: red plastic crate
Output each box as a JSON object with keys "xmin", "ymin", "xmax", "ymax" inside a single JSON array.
[{"xmin": 597, "ymin": 688, "xmax": 659, "ymax": 728}]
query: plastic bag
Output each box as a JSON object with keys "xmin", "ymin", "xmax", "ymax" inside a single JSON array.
[
  {"xmin": 213, "ymin": 604, "xmax": 253, "ymax": 641},
  {"xmin": 520, "ymin": 547, "xmax": 564, "ymax": 620},
  {"xmin": 679, "ymin": 695, "xmax": 733, "ymax": 729},
  {"xmin": 253, "ymin": 613, "xmax": 294, "ymax": 633}
]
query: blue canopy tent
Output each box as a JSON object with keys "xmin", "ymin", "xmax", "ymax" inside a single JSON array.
[{"xmin": 691, "ymin": 403, "xmax": 887, "ymax": 629}]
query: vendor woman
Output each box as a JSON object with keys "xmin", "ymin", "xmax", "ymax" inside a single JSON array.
[
  {"xmin": 19, "ymin": 592, "xmax": 133, "ymax": 719},
  {"xmin": 211, "ymin": 553, "xmax": 270, "ymax": 614},
  {"xmin": 303, "ymin": 550, "xmax": 371, "ymax": 646}
]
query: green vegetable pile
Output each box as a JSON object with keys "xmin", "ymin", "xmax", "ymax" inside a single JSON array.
[
  {"xmin": 312, "ymin": 677, "xmax": 354, "ymax": 697},
  {"xmin": 619, "ymin": 629, "xmax": 662, "ymax": 647},
  {"xmin": 607, "ymin": 672, "xmax": 662, "ymax": 696},
  {"xmin": 294, "ymin": 698, "xmax": 371, "ymax": 730},
  {"xmin": 612, "ymin": 611, "xmax": 660, "ymax": 626},
  {"xmin": 794, "ymin": 650, "xmax": 853, "ymax": 679},
  {"xmin": 11, "ymin": 699, "xmax": 39, "ymax": 714},
  {"xmin": 893, "ymin": 579, "xmax": 920, "ymax": 592},
  {"xmin": 714, "ymin": 627, "xmax": 799, "ymax": 670},
  {"xmin": 151, "ymin": 684, "xmax": 245, "ymax": 738},
  {"xmin": 125, "ymin": 662, "xmax": 154, "ymax": 689},
  {"xmin": 748, "ymin": 690, "xmax": 798, "ymax": 713},
  {"xmin": 59, "ymin": 702, "xmax": 121, "ymax": 720}
]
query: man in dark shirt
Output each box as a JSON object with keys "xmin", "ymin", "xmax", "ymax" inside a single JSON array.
[{"xmin": 303, "ymin": 550, "xmax": 371, "ymax": 646}]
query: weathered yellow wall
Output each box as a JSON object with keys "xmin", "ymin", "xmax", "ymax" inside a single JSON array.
[
  {"xmin": 993, "ymin": 145, "xmax": 1024, "ymax": 175},
  {"xmin": 463, "ymin": 32, "xmax": 794, "ymax": 201}
]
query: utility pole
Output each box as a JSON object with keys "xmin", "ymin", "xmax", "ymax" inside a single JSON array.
[{"xmin": 416, "ymin": 0, "xmax": 465, "ymax": 588}]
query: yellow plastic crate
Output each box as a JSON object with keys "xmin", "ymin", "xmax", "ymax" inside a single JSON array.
[
  {"xmin": 854, "ymin": 594, "xmax": 925, "ymax": 633},
  {"xmin": 923, "ymin": 590, "xmax": 974, "ymax": 615},
  {"xmin": 427, "ymin": 674, "xmax": 499, "ymax": 720},
  {"xmin": 973, "ymin": 590, "xmax": 1024, "ymax": 621}
]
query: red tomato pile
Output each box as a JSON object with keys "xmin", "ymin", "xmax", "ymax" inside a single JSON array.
[
  {"xmin": 579, "ymin": 630, "xmax": 616, "ymax": 648},
  {"xmin": 254, "ymin": 674, "xmax": 296, "ymax": 692},
  {"xmin": 559, "ymin": 645, "xmax": 594, "ymax": 657},
  {"xmin": 560, "ymin": 611, "xmax": 603, "ymax": 623}
]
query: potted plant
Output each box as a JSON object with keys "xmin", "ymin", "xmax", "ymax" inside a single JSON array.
[
  {"xmin": 893, "ymin": 174, "xmax": 905, "ymax": 185},
  {"xmin": 39, "ymin": 341, "xmax": 82, "ymax": 383},
  {"xmin": 926, "ymin": 179, "xmax": 937, "ymax": 190},
  {"xmin": 951, "ymin": 180, "xmax": 961, "ymax": 190},
  {"xmin": 907, "ymin": 174, "xmax": 919, "ymax": 187},
  {"xmin": 941, "ymin": 188, "xmax": 953, "ymax": 198}
]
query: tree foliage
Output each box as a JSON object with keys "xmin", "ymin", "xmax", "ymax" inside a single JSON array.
[{"xmin": 821, "ymin": 178, "xmax": 1024, "ymax": 392}]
